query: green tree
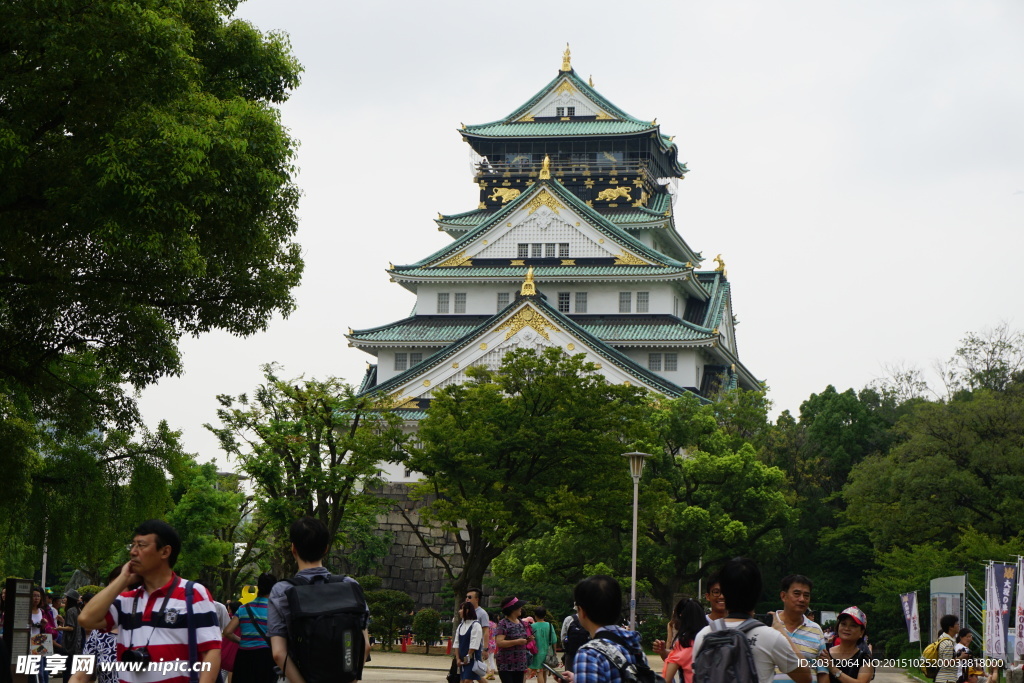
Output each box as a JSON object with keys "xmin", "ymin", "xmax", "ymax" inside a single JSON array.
[
  {"xmin": 842, "ymin": 383, "xmax": 1024, "ymax": 552},
  {"xmin": 405, "ymin": 347, "xmax": 653, "ymax": 602},
  {"xmin": 760, "ymin": 386, "xmax": 900, "ymax": 604},
  {"xmin": 207, "ymin": 364, "xmax": 407, "ymax": 574},
  {"xmin": 412, "ymin": 608, "xmax": 443, "ymax": 654},
  {"xmin": 364, "ymin": 589, "xmax": 414, "ymax": 651},
  {"xmin": 642, "ymin": 393, "xmax": 793, "ymax": 612},
  {"xmin": 166, "ymin": 462, "xmax": 248, "ymax": 597},
  {"xmin": 2, "ymin": 421, "xmax": 188, "ymax": 581},
  {"xmin": 0, "ymin": 0, "xmax": 304, "ymax": 491}
]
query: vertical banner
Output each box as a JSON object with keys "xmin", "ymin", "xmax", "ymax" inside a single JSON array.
[
  {"xmin": 901, "ymin": 591, "xmax": 921, "ymax": 643},
  {"xmin": 986, "ymin": 563, "xmax": 1007, "ymax": 660},
  {"xmin": 1014, "ymin": 557, "xmax": 1024, "ymax": 662}
]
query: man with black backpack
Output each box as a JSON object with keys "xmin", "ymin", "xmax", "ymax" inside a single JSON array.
[
  {"xmin": 561, "ymin": 603, "xmax": 591, "ymax": 673},
  {"xmin": 691, "ymin": 558, "xmax": 812, "ymax": 683},
  {"xmin": 266, "ymin": 517, "xmax": 370, "ymax": 683},
  {"xmin": 560, "ymin": 575, "xmax": 658, "ymax": 683}
]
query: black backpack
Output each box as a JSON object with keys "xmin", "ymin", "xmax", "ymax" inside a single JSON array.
[
  {"xmin": 692, "ymin": 618, "xmax": 760, "ymax": 683},
  {"xmin": 563, "ymin": 614, "xmax": 591, "ymax": 669},
  {"xmin": 284, "ymin": 574, "xmax": 368, "ymax": 683},
  {"xmin": 578, "ymin": 630, "xmax": 664, "ymax": 683}
]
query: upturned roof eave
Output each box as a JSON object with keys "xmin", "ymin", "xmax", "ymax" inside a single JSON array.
[
  {"xmin": 358, "ymin": 295, "xmax": 708, "ymax": 404},
  {"xmin": 399, "ymin": 178, "xmax": 687, "ymax": 271}
]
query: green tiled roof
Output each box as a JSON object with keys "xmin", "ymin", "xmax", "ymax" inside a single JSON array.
[
  {"xmin": 462, "ymin": 120, "xmax": 656, "ymax": 138},
  {"xmin": 349, "ymin": 314, "xmax": 717, "ymax": 345},
  {"xmin": 606, "ymin": 194, "xmax": 673, "ymax": 224},
  {"xmin": 403, "ymin": 179, "xmax": 686, "ymax": 270},
  {"xmin": 358, "ymin": 295, "xmax": 706, "ymax": 403},
  {"xmin": 437, "ymin": 208, "xmax": 494, "ymax": 227},
  {"xmin": 493, "ymin": 70, "xmax": 643, "ymax": 126},
  {"xmin": 351, "ymin": 317, "xmax": 484, "ymax": 343},
  {"xmin": 392, "ymin": 265, "xmax": 692, "ymax": 279}
]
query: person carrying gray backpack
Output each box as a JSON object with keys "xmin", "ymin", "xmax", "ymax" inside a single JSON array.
[{"xmin": 692, "ymin": 558, "xmax": 812, "ymax": 683}]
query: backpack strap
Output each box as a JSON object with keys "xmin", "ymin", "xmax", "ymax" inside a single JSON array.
[
  {"xmin": 184, "ymin": 581, "xmax": 199, "ymax": 683},
  {"xmin": 581, "ymin": 638, "xmax": 629, "ymax": 671}
]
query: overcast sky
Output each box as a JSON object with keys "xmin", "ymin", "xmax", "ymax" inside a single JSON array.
[{"xmin": 137, "ymin": 0, "xmax": 1024, "ymax": 467}]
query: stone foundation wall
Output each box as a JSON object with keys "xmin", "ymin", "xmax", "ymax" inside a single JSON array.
[{"xmin": 368, "ymin": 483, "xmax": 465, "ymax": 611}]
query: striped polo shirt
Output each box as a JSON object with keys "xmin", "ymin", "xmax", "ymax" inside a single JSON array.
[
  {"xmin": 236, "ymin": 598, "xmax": 270, "ymax": 650},
  {"xmin": 104, "ymin": 573, "xmax": 222, "ymax": 683},
  {"xmin": 774, "ymin": 613, "xmax": 826, "ymax": 682}
]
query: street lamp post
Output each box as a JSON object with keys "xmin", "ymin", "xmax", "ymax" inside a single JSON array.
[{"xmin": 622, "ymin": 451, "xmax": 651, "ymax": 631}]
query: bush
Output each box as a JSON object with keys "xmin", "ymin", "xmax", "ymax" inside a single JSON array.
[
  {"xmin": 364, "ymin": 589, "xmax": 414, "ymax": 651},
  {"xmin": 412, "ymin": 608, "xmax": 443, "ymax": 654},
  {"xmin": 636, "ymin": 613, "xmax": 667, "ymax": 649}
]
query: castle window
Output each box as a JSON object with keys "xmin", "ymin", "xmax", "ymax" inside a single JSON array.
[
  {"xmin": 557, "ymin": 292, "xmax": 570, "ymax": 313},
  {"xmin": 531, "ymin": 243, "xmax": 543, "ymax": 258},
  {"xmin": 664, "ymin": 353, "xmax": 678, "ymax": 371},
  {"xmin": 649, "ymin": 353, "xmax": 662, "ymax": 371},
  {"xmin": 497, "ymin": 292, "xmax": 510, "ymax": 310},
  {"xmin": 437, "ymin": 292, "xmax": 450, "ymax": 314},
  {"xmin": 545, "ymin": 243, "xmax": 556, "ymax": 258},
  {"xmin": 575, "ymin": 292, "xmax": 587, "ymax": 313},
  {"xmin": 559, "ymin": 243, "xmax": 570, "ymax": 258},
  {"xmin": 556, "ymin": 107, "xmax": 565, "ymax": 116},
  {"xmin": 637, "ymin": 292, "xmax": 650, "ymax": 313},
  {"xmin": 567, "ymin": 106, "xmax": 575, "ymax": 116},
  {"xmin": 410, "ymin": 352, "xmax": 423, "ymax": 366},
  {"xmin": 518, "ymin": 243, "xmax": 529, "ymax": 258},
  {"xmin": 619, "ymin": 292, "xmax": 632, "ymax": 313},
  {"xmin": 454, "ymin": 293, "xmax": 467, "ymax": 314},
  {"xmin": 395, "ymin": 353, "xmax": 408, "ymax": 371}
]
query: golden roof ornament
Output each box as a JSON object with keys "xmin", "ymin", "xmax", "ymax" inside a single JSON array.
[
  {"xmin": 589, "ymin": 75, "xmax": 594, "ymax": 87},
  {"xmin": 561, "ymin": 44, "xmax": 572, "ymax": 72},
  {"xmin": 521, "ymin": 267, "xmax": 536, "ymax": 296},
  {"xmin": 539, "ymin": 155, "xmax": 551, "ymax": 180},
  {"xmin": 714, "ymin": 254, "xmax": 727, "ymax": 277}
]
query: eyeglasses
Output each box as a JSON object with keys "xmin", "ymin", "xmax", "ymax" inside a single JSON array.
[
  {"xmin": 126, "ymin": 541, "xmax": 152, "ymax": 552},
  {"xmin": 709, "ymin": 588, "xmax": 723, "ymax": 596}
]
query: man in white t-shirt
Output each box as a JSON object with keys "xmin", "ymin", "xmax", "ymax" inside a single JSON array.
[{"xmin": 692, "ymin": 558, "xmax": 811, "ymax": 683}]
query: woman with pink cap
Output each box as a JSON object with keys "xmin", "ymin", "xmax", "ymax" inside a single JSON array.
[{"xmin": 825, "ymin": 607, "xmax": 874, "ymax": 683}]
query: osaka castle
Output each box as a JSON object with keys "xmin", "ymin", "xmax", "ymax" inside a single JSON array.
[{"xmin": 347, "ymin": 48, "xmax": 760, "ymax": 449}]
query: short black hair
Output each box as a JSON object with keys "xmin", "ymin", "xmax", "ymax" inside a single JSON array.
[
  {"xmin": 133, "ymin": 520, "xmax": 181, "ymax": 568},
  {"xmin": 466, "ymin": 587, "xmax": 483, "ymax": 600},
  {"xmin": 290, "ymin": 517, "xmax": 330, "ymax": 562},
  {"xmin": 956, "ymin": 627, "xmax": 973, "ymax": 642},
  {"xmin": 940, "ymin": 614, "xmax": 959, "ymax": 636},
  {"xmin": 574, "ymin": 575, "xmax": 621, "ymax": 626},
  {"xmin": 719, "ymin": 557, "xmax": 762, "ymax": 614},
  {"xmin": 257, "ymin": 573, "xmax": 277, "ymax": 596},
  {"xmin": 461, "ymin": 602, "xmax": 476, "ymax": 620},
  {"xmin": 534, "ymin": 606, "xmax": 547, "ymax": 619},
  {"xmin": 780, "ymin": 574, "xmax": 813, "ymax": 592},
  {"xmin": 705, "ymin": 569, "xmax": 721, "ymax": 592}
]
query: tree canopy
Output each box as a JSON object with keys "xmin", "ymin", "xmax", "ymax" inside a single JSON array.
[
  {"xmin": 405, "ymin": 347, "xmax": 653, "ymax": 600},
  {"xmin": 0, "ymin": 0, "xmax": 304, "ymax": 485},
  {"xmin": 207, "ymin": 364, "xmax": 407, "ymax": 574}
]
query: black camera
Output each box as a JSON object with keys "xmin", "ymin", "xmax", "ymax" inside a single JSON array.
[{"xmin": 122, "ymin": 647, "xmax": 152, "ymax": 666}]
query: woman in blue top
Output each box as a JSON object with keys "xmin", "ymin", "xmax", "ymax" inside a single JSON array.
[
  {"xmin": 457, "ymin": 601, "xmax": 484, "ymax": 681},
  {"xmin": 224, "ymin": 574, "xmax": 278, "ymax": 683}
]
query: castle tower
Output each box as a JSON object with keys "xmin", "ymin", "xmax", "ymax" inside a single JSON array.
[{"xmin": 347, "ymin": 51, "xmax": 759, "ymax": 445}]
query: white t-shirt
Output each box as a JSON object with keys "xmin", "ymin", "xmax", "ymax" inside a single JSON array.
[
  {"xmin": 458, "ymin": 620, "xmax": 483, "ymax": 651},
  {"xmin": 692, "ymin": 620, "xmax": 801, "ymax": 683}
]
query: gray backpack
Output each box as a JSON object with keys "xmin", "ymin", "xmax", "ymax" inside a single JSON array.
[{"xmin": 692, "ymin": 618, "xmax": 760, "ymax": 683}]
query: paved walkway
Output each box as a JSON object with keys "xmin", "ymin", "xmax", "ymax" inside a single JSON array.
[{"xmin": 361, "ymin": 651, "xmax": 918, "ymax": 682}]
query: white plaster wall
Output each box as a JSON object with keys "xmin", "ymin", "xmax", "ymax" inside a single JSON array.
[{"xmin": 620, "ymin": 347, "xmax": 700, "ymax": 387}]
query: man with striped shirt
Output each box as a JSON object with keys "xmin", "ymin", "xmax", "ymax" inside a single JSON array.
[
  {"xmin": 80, "ymin": 520, "xmax": 222, "ymax": 683},
  {"xmin": 773, "ymin": 575, "xmax": 827, "ymax": 683}
]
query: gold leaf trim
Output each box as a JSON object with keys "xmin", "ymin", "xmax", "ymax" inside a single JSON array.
[
  {"xmin": 525, "ymin": 189, "xmax": 562, "ymax": 215},
  {"xmin": 614, "ymin": 251, "xmax": 648, "ymax": 266},
  {"xmin": 437, "ymin": 250, "xmax": 473, "ymax": 267},
  {"xmin": 495, "ymin": 305, "xmax": 561, "ymax": 341}
]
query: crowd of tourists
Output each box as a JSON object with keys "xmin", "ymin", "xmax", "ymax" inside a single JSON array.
[{"xmin": 0, "ymin": 521, "xmax": 1004, "ymax": 683}]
